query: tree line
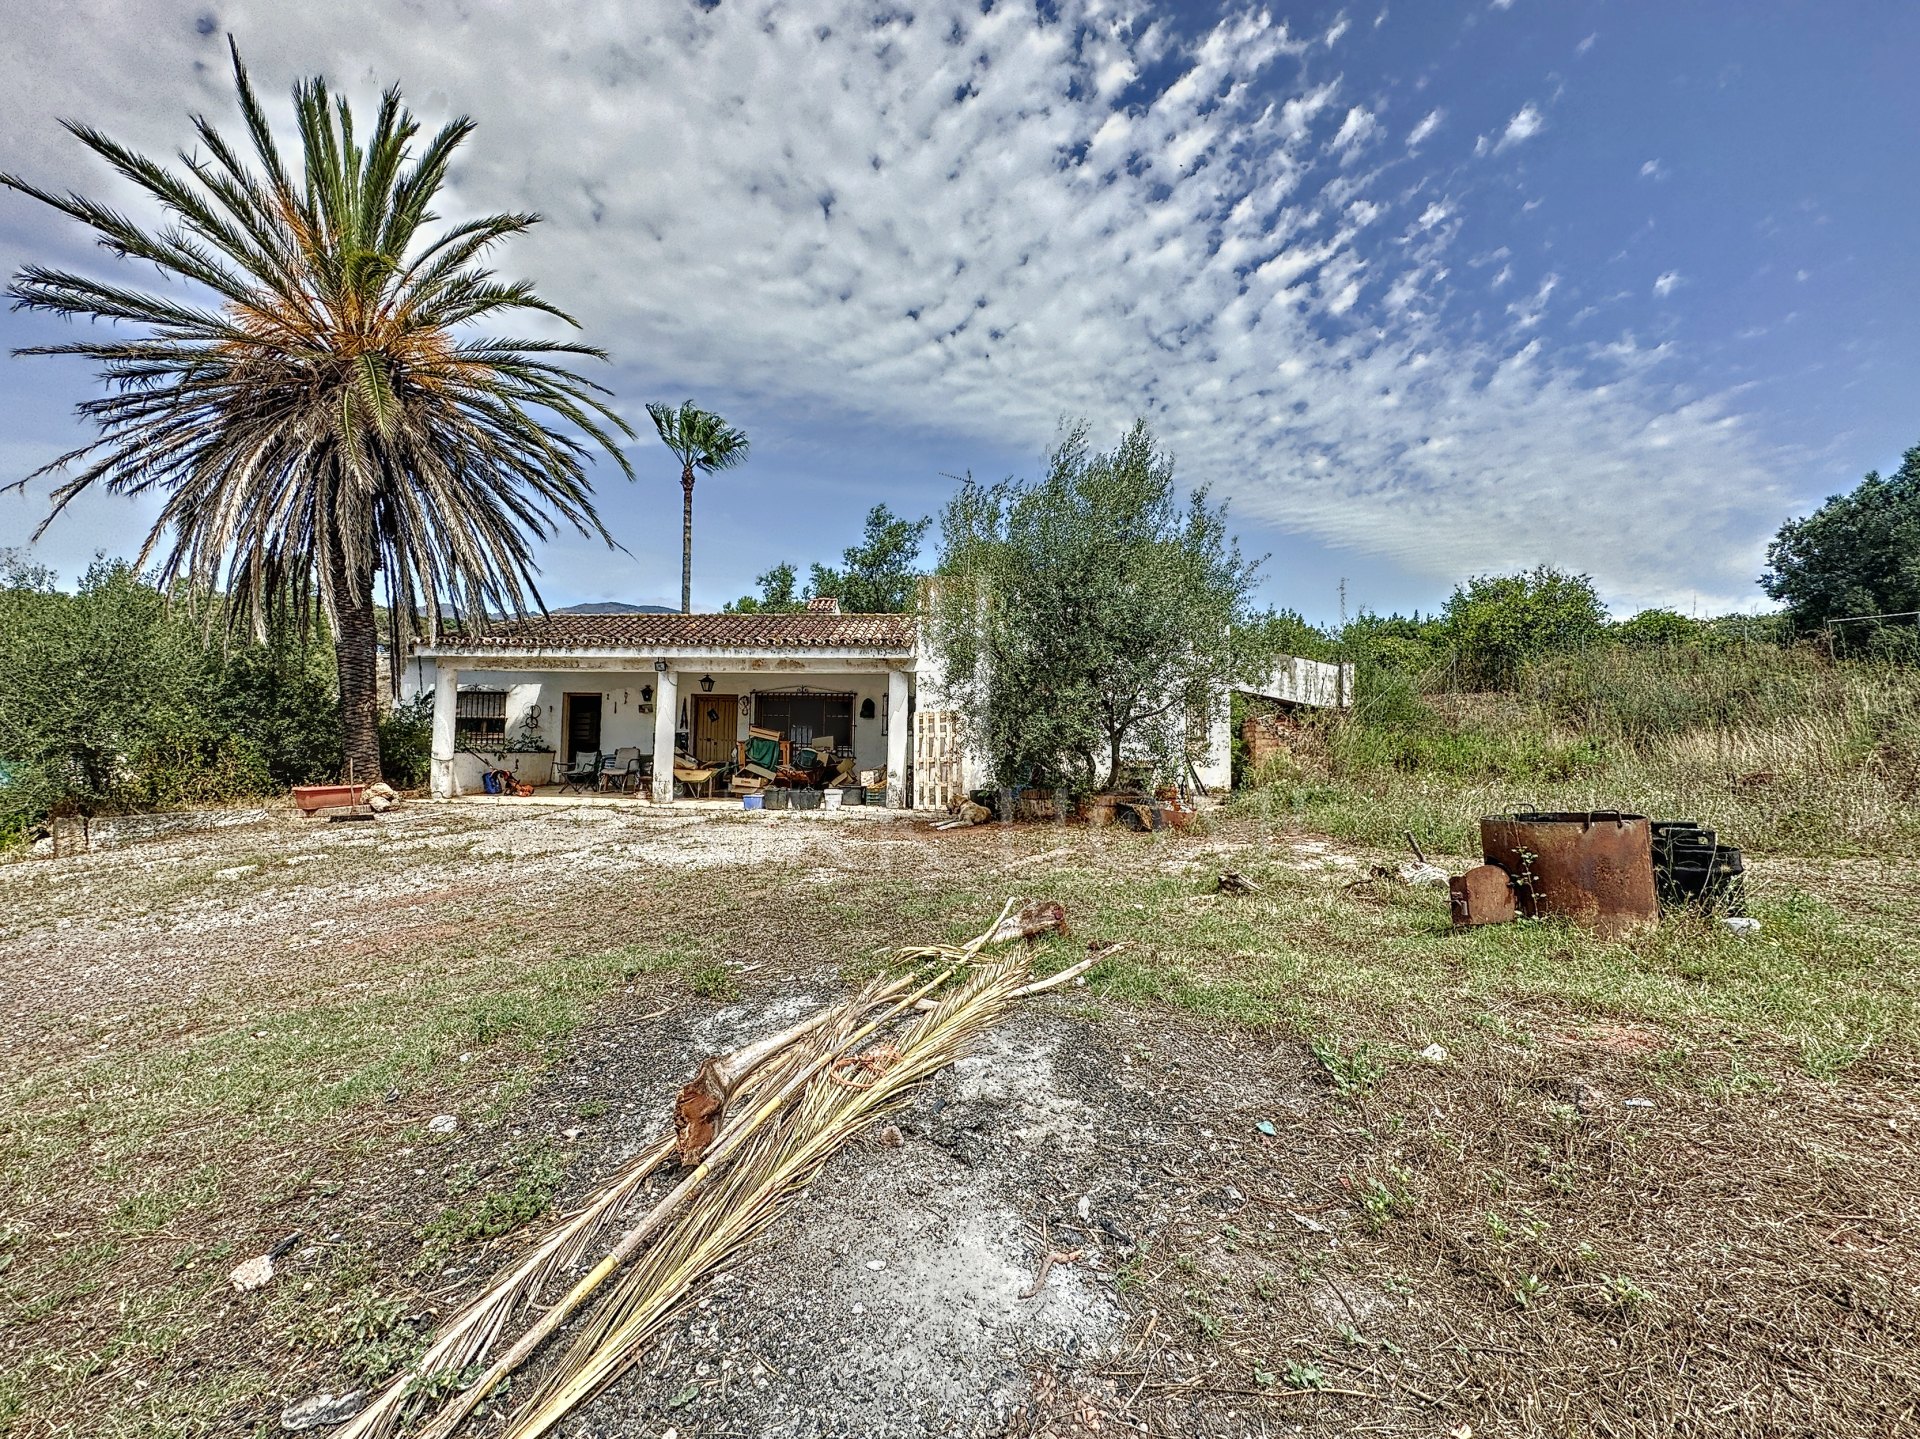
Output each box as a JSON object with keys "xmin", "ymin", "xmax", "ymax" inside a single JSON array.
[{"xmin": 0, "ymin": 554, "xmax": 430, "ymax": 842}]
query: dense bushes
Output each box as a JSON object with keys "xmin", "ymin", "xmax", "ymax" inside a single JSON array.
[
  {"xmin": 0, "ymin": 556, "xmax": 345, "ymax": 840},
  {"xmin": 1232, "ymin": 564, "xmax": 1920, "ymax": 857}
]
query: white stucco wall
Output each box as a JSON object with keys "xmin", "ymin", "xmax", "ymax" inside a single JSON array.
[{"xmin": 1243, "ymin": 656, "xmax": 1355, "ymax": 709}]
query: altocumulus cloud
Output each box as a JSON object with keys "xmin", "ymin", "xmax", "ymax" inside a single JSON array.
[{"xmin": 0, "ymin": 0, "xmax": 1783, "ymax": 606}]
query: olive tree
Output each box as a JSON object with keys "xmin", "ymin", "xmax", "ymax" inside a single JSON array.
[{"xmin": 928, "ymin": 421, "xmax": 1269, "ymax": 793}]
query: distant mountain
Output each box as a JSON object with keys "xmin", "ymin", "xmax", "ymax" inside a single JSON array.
[{"xmin": 551, "ymin": 601, "xmax": 678, "ymax": 615}]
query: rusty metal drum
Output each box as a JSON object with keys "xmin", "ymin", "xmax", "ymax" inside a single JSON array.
[{"xmin": 1479, "ymin": 811, "xmax": 1659, "ymax": 936}]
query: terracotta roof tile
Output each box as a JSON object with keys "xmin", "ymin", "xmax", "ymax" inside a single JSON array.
[{"xmin": 429, "ymin": 611, "xmax": 917, "ymax": 653}]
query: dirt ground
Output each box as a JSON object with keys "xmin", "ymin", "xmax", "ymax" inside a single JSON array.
[{"xmin": 1, "ymin": 801, "xmax": 1916, "ymax": 1439}]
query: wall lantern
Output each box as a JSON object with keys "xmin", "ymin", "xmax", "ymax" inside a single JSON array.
[
  {"xmin": 653, "ymin": 659, "xmax": 668, "ymax": 673},
  {"xmin": 699, "ymin": 674, "xmax": 715, "ymax": 693},
  {"xmin": 641, "ymin": 683, "xmax": 653, "ymax": 704}
]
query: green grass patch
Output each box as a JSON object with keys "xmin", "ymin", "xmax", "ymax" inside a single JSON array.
[{"xmin": 419, "ymin": 1150, "xmax": 568, "ymax": 1271}]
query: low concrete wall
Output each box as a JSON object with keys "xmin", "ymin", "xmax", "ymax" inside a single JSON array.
[{"xmin": 50, "ymin": 806, "xmax": 272, "ymax": 856}]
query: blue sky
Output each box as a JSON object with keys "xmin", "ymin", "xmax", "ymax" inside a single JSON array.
[{"xmin": 2, "ymin": 1, "xmax": 1915, "ymax": 622}]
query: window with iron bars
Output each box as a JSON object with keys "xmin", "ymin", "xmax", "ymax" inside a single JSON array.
[{"xmin": 454, "ymin": 689, "xmax": 508, "ymax": 748}]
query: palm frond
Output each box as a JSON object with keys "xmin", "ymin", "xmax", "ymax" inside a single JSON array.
[
  {"xmin": 505, "ymin": 958, "xmax": 1028, "ymax": 1438},
  {"xmin": 395, "ymin": 904, "xmax": 1027, "ymax": 1439},
  {"xmin": 647, "ymin": 398, "xmax": 750, "ymax": 478}
]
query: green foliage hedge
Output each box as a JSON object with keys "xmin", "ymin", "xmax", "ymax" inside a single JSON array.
[{"xmin": 0, "ymin": 555, "xmax": 345, "ymax": 840}]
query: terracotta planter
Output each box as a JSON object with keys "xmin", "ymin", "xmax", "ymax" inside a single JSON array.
[{"xmin": 292, "ymin": 783, "xmax": 364, "ymax": 813}]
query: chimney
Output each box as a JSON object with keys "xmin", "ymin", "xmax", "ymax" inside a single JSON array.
[{"xmin": 806, "ymin": 596, "xmax": 841, "ymax": 614}]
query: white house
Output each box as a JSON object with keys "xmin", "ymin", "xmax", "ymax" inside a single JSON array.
[
  {"xmin": 413, "ymin": 604, "xmax": 923, "ymax": 804},
  {"xmin": 412, "ymin": 601, "xmax": 1349, "ymax": 808}
]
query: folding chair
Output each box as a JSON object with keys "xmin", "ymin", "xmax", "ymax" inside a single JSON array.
[{"xmin": 558, "ymin": 749, "xmax": 600, "ymax": 793}]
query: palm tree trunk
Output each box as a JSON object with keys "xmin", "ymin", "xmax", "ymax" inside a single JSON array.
[
  {"xmin": 681, "ymin": 466, "xmax": 696, "ymax": 613},
  {"xmin": 329, "ymin": 553, "xmax": 385, "ymax": 784}
]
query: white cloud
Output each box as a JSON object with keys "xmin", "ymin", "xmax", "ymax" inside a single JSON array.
[
  {"xmin": 1653, "ymin": 271, "xmax": 1685, "ymax": 298},
  {"xmin": 1406, "ymin": 108, "xmax": 1444, "ymax": 148},
  {"xmin": 0, "ymin": 0, "xmax": 1783, "ymax": 607},
  {"xmin": 1576, "ymin": 32, "xmax": 1598, "ymax": 55},
  {"xmin": 1325, "ymin": 12, "xmax": 1351, "ymax": 47},
  {"xmin": 1331, "ymin": 105, "xmax": 1379, "ymax": 156},
  {"xmin": 1491, "ymin": 0, "xmax": 1517, "ymax": 9},
  {"xmin": 1639, "ymin": 158, "xmax": 1667, "ymax": 180},
  {"xmin": 1507, "ymin": 272, "xmax": 1558, "ymax": 328},
  {"xmin": 1494, "ymin": 102, "xmax": 1545, "ymax": 152}
]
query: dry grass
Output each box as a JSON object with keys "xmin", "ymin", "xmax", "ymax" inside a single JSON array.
[
  {"xmin": 1245, "ymin": 649, "xmax": 1920, "ymax": 859},
  {"xmin": 1009, "ymin": 1027, "xmax": 1919, "ymax": 1438},
  {"xmin": 2, "ymin": 807, "xmax": 1917, "ymax": 1437}
]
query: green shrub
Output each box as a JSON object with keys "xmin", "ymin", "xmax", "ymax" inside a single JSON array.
[
  {"xmin": 0, "ymin": 555, "xmax": 344, "ymax": 833},
  {"xmin": 379, "ymin": 694, "xmax": 434, "ymax": 790},
  {"xmin": 1440, "ymin": 566, "xmax": 1608, "ymax": 690},
  {"xmin": 1614, "ymin": 608, "xmax": 1707, "ymax": 648}
]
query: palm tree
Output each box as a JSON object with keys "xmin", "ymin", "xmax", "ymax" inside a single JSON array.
[
  {"xmin": 0, "ymin": 42, "xmax": 632, "ymax": 781},
  {"xmin": 646, "ymin": 401, "xmax": 749, "ymax": 612}
]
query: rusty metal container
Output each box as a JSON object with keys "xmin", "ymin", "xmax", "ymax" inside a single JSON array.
[
  {"xmin": 1479, "ymin": 811, "xmax": 1659, "ymax": 936},
  {"xmin": 1450, "ymin": 864, "xmax": 1518, "ymax": 926}
]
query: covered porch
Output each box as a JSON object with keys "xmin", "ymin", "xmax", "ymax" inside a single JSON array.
[{"xmin": 411, "ymin": 611, "xmax": 921, "ymax": 808}]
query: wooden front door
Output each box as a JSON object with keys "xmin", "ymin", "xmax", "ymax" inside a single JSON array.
[
  {"xmin": 563, "ymin": 693, "xmax": 602, "ymax": 760},
  {"xmin": 693, "ymin": 695, "xmax": 738, "ymax": 765}
]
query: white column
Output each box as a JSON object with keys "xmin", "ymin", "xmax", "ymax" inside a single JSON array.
[
  {"xmin": 1194, "ymin": 692, "xmax": 1233, "ymax": 796},
  {"xmin": 651, "ymin": 667, "xmax": 678, "ymax": 803},
  {"xmin": 429, "ymin": 663, "xmax": 459, "ymax": 798},
  {"xmin": 885, "ymin": 667, "xmax": 911, "ymax": 809}
]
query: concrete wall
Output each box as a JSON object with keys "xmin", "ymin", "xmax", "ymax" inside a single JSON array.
[{"xmin": 1243, "ymin": 656, "xmax": 1355, "ymax": 710}]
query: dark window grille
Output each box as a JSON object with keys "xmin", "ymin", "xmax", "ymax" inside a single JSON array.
[{"xmin": 455, "ymin": 689, "xmax": 508, "ymax": 747}]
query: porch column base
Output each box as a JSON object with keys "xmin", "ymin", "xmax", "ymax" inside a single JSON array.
[{"xmin": 885, "ymin": 667, "xmax": 910, "ymax": 808}]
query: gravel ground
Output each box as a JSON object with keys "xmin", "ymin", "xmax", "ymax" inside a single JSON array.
[{"xmin": 0, "ymin": 801, "xmax": 929, "ymax": 1065}]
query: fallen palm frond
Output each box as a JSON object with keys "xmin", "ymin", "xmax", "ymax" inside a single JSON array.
[
  {"xmin": 415, "ymin": 969, "xmax": 951, "ymax": 1439},
  {"xmin": 504, "ymin": 957, "xmax": 1030, "ymax": 1439},
  {"xmin": 397, "ymin": 902, "xmax": 1040, "ymax": 1439},
  {"xmin": 338, "ymin": 976, "xmax": 920, "ymax": 1439},
  {"xmin": 332, "ymin": 1135, "xmax": 677, "ymax": 1439}
]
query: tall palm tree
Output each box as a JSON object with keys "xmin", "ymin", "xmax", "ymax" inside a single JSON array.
[
  {"xmin": 1, "ymin": 42, "xmax": 632, "ymax": 781},
  {"xmin": 646, "ymin": 401, "xmax": 749, "ymax": 612}
]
